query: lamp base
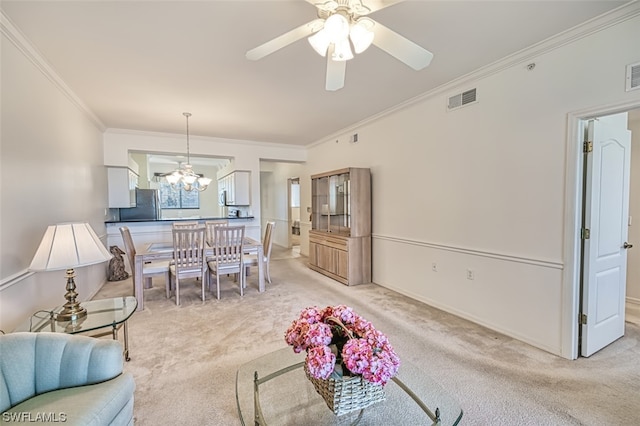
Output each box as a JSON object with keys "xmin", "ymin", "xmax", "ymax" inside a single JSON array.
[
  {"xmin": 56, "ymin": 268, "xmax": 87, "ymax": 322},
  {"xmin": 56, "ymin": 305, "xmax": 87, "ymax": 322}
]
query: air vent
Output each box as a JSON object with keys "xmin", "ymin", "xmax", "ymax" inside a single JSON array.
[
  {"xmin": 447, "ymin": 88, "xmax": 477, "ymax": 110},
  {"xmin": 626, "ymin": 62, "xmax": 640, "ymax": 92}
]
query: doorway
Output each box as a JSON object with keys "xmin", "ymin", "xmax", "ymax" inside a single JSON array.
[
  {"xmin": 288, "ymin": 178, "xmax": 301, "ymax": 254},
  {"xmin": 566, "ymin": 104, "xmax": 640, "ymax": 359}
]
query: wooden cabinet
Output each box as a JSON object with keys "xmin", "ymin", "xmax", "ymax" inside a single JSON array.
[
  {"xmin": 309, "ymin": 168, "xmax": 371, "ymax": 285},
  {"xmin": 108, "ymin": 167, "xmax": 138, "ymax": 208},
  {"xmin": 219, "ymin": 171, "xmax": 250, "ymax": 206}
]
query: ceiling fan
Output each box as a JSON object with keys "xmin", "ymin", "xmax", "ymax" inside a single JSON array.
[{"xmin": 246, "ymin": 0, "xmax": 434, "ymax": 91}]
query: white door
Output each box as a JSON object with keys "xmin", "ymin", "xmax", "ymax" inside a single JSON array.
[{"xmin": 581, "ymin": 112, "xmax": 632, "ymax": 357}]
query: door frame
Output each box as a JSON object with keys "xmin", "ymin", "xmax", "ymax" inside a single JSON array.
[
  {"xmin": 562, "ymin": 99, "xmax": 640, "ymax": 359},
  {"xmin": 287, "ymin": 178, "xmax": 293, "ymax": 249},
  {"xmin": 286, "ymin": 177, "xmax": 301, "ymax": 249}
]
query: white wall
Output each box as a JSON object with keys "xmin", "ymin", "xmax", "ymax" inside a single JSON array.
[
  {"xmin": 302, "ymin": 13, "xmax": 640, "ymax": 356},
  {"xmin": 0, "ymin": 30, "xmax": 108, "ymax": 332},
  {"xmin": 628, "ymin": 114, "xmax": 640, "ymax": 301}
]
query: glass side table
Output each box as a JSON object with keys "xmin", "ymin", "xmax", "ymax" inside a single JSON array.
[
  {"xmin": 13, "ymin": 296, "xmax": 137, "ymax": 361},
  {"xmin": 236, "ymin": 347, "xmax": 463, "ymax": 425}
]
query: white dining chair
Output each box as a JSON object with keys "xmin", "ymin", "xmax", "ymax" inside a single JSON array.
[
  {"xmin": 207, "ymin": 225, "xmax": 245, "ymax": 299},
  {"xmin": 244, "ymin": 221, "xmax": 276, "ymax": 285},
  {"xmin": 172, "ymin": 221, "xmax": 199, "ymax": 229},
  {"xmin": 120, "ymin": 226, "xmax": 170, "ymax": 293},
  {"xmin": 204, "ymin": 219, "xmax": 229, "ymax": 245},
  {"xmin": 169, "ymin": 226, "xmax": 207, "ymax": 305}
]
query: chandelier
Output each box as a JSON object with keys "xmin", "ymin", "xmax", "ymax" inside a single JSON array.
[{"xmin": 165, "ymin": 112, "xmax": 212, "ymax": 192}]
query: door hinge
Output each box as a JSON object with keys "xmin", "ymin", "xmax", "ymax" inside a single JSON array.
[
  {"xmin": 583, "ymin": 141, "xmax": 593, "ymax": 153},
  {"xmin": 581, "ymin": 228, "xmax": 590, "ymax": 239},
  {"xmin": 579, "ymin": 313, "xmax": 587, "ymax": 325}
]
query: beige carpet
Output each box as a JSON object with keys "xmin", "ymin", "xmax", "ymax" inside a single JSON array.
[{"xmin": 95, "ymin": 249, "xmax": 640, "ymax": 425}]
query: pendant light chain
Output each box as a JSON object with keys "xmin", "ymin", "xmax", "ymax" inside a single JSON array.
[{"xmin": 163, "ymin": 112, "xmax": 211, "ymax": 191}]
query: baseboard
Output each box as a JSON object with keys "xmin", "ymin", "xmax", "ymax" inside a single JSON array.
[{"xmin": 627, "ymin": 296, "xmax": 640, "ymax": 305}]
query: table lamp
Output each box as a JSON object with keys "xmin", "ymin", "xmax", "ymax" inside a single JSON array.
[{"xmin": 29, "ymin": 223, "xmax": 113, "ymax": 321}]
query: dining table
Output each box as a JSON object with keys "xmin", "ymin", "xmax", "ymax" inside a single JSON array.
[{"xmin": 133, "ymin": 236, "xmax": 264, "ymax": 311}]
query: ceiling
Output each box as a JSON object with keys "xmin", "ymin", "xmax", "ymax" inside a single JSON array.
[{"xmin": 1, "ymin": 0, "xmax": 629, "ymax": 146}]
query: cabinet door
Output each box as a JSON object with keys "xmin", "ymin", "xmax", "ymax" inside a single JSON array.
[
  {"xmin": 337, "ymin": 249, "xmax": 348, "ymax": 279},
  {"xmin": 128, "ymin": 169, "xmax": 138, "ymax": 206},
  {"xmin": 226, "ymin": 175, "xmax": 235, "ymax": 204},
  {"xmin": 309, "ymin": 242, "xmax": 318, "ymax": 267},
  {"xmin": 108, "ymin": 167, "xmax": 137, "ymax": 208},
  {"xmin": 233, "ymin": 171, "xmax": 251, "ymax": 205}
]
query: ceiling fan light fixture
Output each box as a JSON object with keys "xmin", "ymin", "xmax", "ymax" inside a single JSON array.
[
  {"xmin": 324, "ymin": 13, "xmax": 350, "ymax": 43},
  {"xmin": 332, "ymin": 39, "xmax": 354, "ymax": 61},
  {"xmin": 308, "ymin": 29, "xmax": 330, "ymax": 57},
  {"xmin": 350, "ymin": 19, "xmax": 375, "ymax": 54}
]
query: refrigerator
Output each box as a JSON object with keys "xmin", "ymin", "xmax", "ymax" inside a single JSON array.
[{"xmin": 119, "ymin": 189, "xmax": 160, "ymax": 221}]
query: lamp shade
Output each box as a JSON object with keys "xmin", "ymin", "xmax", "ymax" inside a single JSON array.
[{"xmin": 29, "ymin": 223, "xmax": 112, "ymax": 271}]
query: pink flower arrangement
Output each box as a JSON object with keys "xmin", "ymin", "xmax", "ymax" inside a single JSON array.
[{"xmin": 284, "ymin": 305, "xmax": 400, "ymax": 386}]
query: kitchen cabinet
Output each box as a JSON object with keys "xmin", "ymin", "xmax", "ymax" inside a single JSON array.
[
  {"xmin": 309, "ymin": 168, "xmax": 371, "ymax": 285},
  {"xmin": 219, "ymin": 171, "xmax": 250, "ymax": 206},
  {"xmin": 108, "ymin": 167, "xmax": 138, "ymax": 208}
]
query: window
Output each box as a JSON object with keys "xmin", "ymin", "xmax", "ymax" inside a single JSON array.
[{"xmin": 159, "ymin": 182, "xmax": 199, "ymax": 209}]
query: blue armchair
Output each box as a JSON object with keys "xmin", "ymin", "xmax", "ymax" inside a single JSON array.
[{"xmin": 0, "ymin": 332, "xmax": 135, "ymax": 425}]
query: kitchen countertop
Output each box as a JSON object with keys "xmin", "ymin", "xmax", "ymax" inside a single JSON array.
[{"xmin": 105, "ymin": 216, "xmax": 255, "ymax": 224}]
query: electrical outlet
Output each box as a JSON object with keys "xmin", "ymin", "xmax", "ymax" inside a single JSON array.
[
  {"xmin": 432, "ymin": 263, "xmax": 437, "ymax": 272},
  {"xmin": 466, "ymin": 269, "xmax": 474, "ymax": 280}
]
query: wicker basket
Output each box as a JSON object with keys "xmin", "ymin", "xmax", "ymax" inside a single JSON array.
[{"xmin": 304, "ymin": 364, "xmax": 385, "ymax": 416}]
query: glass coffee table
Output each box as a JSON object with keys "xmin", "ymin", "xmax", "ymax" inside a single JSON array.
[
  {"xmin": 236, "ymin": 348, "xmax": 463, "ymax": 425},
  {"xmin": 13, "ymin": 296, "xmax": 137, "ymax": 361}
]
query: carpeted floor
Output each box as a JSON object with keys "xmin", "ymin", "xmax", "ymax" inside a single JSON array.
[{"xmin": 95, "ymin": 248, "xmax": 640, "ymax": 425}]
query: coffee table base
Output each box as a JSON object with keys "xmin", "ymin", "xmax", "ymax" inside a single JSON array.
[{"xmin": 251, "ymin": 361, "xmax": 442, "ymax": 426}]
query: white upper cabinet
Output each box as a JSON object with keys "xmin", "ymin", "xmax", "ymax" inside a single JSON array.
[
  {"xmin": 108, "ymin": 167, "xmax": 138, "ymax": 208},
  {"xmin": 219, "ymin": 171, "xmax": 250, "ymax": 206}
]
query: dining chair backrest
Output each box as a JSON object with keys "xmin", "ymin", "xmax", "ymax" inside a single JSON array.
[
  {"xmin": 173, "ymin": 221, "xmax": 199, "ymax": 229},
  {"xmin": 119, "ymin": 226, "xmax": 136, "ymax": 274},
  {"xmin": 172, "ymin": 226, "xmax": 206, "ymax": 271},
  {"xmin": 214, "ymin": 225, "xmax": 245, "ymax": 266},
  {"xmin": 205, "ymin": 220, "xmax": 229, "ymax": 245},
  {"xmin": 264, "ymin": 221, "xmax": 275, "ymax": 255}
]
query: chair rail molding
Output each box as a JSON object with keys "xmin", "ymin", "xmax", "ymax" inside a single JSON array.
[{"xmin": 372, "ymin": 234, "xmax": 563, "ymax": 270}]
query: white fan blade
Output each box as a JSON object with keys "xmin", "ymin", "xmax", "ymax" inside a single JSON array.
[
  {"xmin": 371, "ymin": 20, "xmax": 433, "ymax": 70},
  {"xmin": 325, "ymin": 46, "xmax": 346, "ymax": 91},
  {"xmin": 246, "ymin": 19, "xmax": 324, "ymax": 61}
]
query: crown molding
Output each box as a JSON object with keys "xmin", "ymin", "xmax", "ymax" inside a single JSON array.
[
  {"xmin": 1, "ymin": 10, "xmax": 105, "ymax": 131},
  {"xmin": 105, "ymin": 127, "xmax": 307, "ymax": 151},
  {"xmin": 308, "ymin": 1, "xmax": 640, "ymax": 148}
]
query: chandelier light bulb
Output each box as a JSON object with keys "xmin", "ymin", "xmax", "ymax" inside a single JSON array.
[{"xmin": 166, "ymin": 172, "xmax": 181, "ymax": 185}]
